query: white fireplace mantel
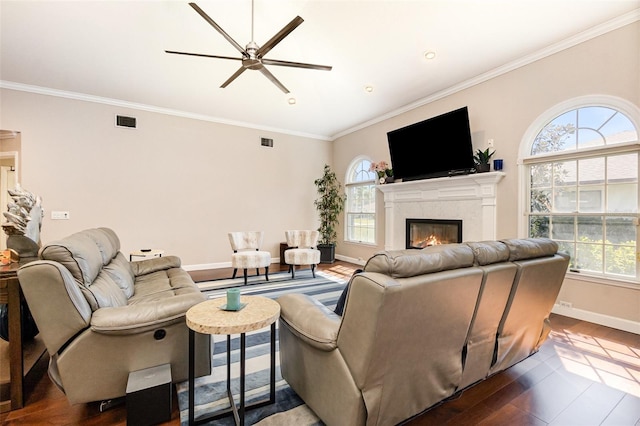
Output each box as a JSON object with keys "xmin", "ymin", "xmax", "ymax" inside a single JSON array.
[{"xmin": 376, "ymin": 172, "xmax": 505, "ymax": 250}]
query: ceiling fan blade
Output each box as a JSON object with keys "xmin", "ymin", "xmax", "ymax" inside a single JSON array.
[
  {"xmin": 189, "ymin": 3, "xmax": 247, "ymax": 56},
  {"xmin": 256, "ymin": 16, "xmax": 304, "ymax": 58},
  {"xmin": 165, "ymin": 50, "xmax": 242, "ymax": 62},
  {"xmin": 261, "ymin": 58, "xmax": 332, "ymax": 71},
  {"xmin": 220, "ymin": 66, "xmax": 248, "ymax": 88},
  {"xmin": 259, "ymin": 67, "xmax": 289, "ymax": 94}
]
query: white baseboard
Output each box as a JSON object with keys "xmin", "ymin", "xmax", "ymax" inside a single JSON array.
[
  {"xmin": 184, "ymin": 254, "xmax": 364, "ymax": 272},
  {"xmin": 183, "ymin": 258, "xmax": 283, "ymax": 272},
  {"xmin": 335, "ymin": 254, "xmax": 366, "ymax": 266},
  {"xmin": 552, "ymin": 304, "xmax": 640, "ymax": 334}
]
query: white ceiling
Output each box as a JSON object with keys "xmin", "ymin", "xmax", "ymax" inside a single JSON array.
[{"xmin": 1, "ymin": 1, "xmax": 638, "ymax": 140}]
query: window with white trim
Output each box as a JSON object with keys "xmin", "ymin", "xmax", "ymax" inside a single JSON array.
[
  {"xmin": 345, "ymin": 158, "xmax": 377, "ymax": 244},
  {"xmin": 524, "ymin": 101, "xmax": 639, "ymax": 282}
]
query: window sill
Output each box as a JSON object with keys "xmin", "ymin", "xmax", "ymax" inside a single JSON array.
[
  {"xmin": 565, "ymin": 270, "xmax": 639, "ymax": 290},
  {"xmin": 343, "ymin": 240, "xmax": 378, "ymax": 248}
]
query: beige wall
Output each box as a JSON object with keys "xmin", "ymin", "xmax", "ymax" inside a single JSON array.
[
  {"xmin": 333, "ymin": 22, "xmax": 640, "ymax": 329},
  {"xmin": 0, "ymin": 90, "xmax": 332, "ymax": 267}
]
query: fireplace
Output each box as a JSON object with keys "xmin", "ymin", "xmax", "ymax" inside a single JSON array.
[{"xmin": 406, "ymin": 219, "xmax": 462, "ymax": 249}]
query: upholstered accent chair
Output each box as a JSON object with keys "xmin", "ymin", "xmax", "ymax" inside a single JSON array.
[
  {"xmin": 228, "ymin": 231, "xmax": 271, "ymax": 285},
  {"xmin": 284, "ymin": 230, "xmax": 321, "ymax": 278}
]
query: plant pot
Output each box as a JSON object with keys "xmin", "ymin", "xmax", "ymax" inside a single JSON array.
[
  {"xmin": 318, "ymin": 244, "xmax": 336, "ymax": 264},
  {"xmin": 475, "ymin": 164, "xmax": 490, "ymax": 173}
]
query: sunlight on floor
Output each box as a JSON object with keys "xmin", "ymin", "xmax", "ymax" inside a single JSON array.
[{"xmin": 551, "ymin": 329, "xmax": 640, "ymax": 397}]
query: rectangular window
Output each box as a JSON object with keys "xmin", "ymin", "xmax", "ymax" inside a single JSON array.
[
  {"xmin": 528, "ymin": 152, "xmax": 638, "ymax": 281},
  {"xmin": 345, "ymin": 183, "xmax": 376, "ymax": 244}
]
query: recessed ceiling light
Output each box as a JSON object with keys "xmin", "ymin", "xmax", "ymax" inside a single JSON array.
[
  {"xmin": 424, "ymin": 51, "xmax": 436, "ymax": 60},
  {"xmin": 364, "ymin": 86, "xmax": 374, "ymax": 93},
  {"xmin": 288, "ymin": 98, "xmax": 296, "ymax": 105}
]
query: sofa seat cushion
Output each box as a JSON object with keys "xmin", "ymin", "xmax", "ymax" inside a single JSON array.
[
  {"xmin": 285, "ymin": 248, "xmax": 321, "ymax": 265},
  {"xmin": 231, "ymin": 251, "xmax": 271, "ymax": 269},
  {"xmin": 364, "ymin": 243, "xmax": 475, "ymax": 278},
  {"xmin": 129, "ymin": 267, "xmax": 202, "ymax": 304}
]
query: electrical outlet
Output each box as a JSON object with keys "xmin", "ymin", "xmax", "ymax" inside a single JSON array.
[
  {"xmin": 487, "ymin": 138, "xmax": 494, "ymax": 148},
  {"xmin": 558, "ymin": 301, "xmax": 572, "ymax": 309},
  {"xmin": 51, "ymin": 211, "xmax": 70, "ymax": 220}
]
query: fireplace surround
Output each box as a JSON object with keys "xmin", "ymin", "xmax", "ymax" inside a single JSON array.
[{"xmin": 376, "ymin": 172, "xmax": 505, "ymax": 250}]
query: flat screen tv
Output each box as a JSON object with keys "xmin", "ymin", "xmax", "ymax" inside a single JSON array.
[{"xmin": 387, "ymin": 106, "xmax": 475, "ymax": 181}]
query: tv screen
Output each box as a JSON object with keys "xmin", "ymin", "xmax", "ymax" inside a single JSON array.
[{"xmin": 387, "ymin": 106, "xmax": 475, "ymax": 181}]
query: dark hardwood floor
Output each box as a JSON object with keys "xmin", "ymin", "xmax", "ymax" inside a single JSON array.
[{"xmin": 2, "ymin": 260, "xmax": 639, "ymax": 425}]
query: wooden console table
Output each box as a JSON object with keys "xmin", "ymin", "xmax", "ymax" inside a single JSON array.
[{"xmin": 0, "ymin": 261, "xmax": 47, "ymax": 412}]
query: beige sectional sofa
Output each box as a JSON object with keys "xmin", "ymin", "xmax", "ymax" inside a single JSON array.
[
  {"xmin": 17, "ymin": 227, "xmax": 211, "ymax": 405},
  {"xmin": 277, "ymin": 238, "xmax": 569, "ymax": 426}
]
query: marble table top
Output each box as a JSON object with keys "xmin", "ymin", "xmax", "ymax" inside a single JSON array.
[{"xmin": 186, "ymin": 295, "xmax": 280, "ymax": 335}]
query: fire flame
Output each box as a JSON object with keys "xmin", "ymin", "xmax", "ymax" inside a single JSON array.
[{"xmin": 414, "ymin": 235, "xmax": 442, "ymax": 248}]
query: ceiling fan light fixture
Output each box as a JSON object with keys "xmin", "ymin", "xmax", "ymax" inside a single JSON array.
[
  {"xmin": 364, "ymin": 85, "xmax": 374, "ymax": 93},
  {"xmin": 167, "ymin": 2, "xmax": 332, "ymax": 94},
  {"xmin": 288, "ymin": 98, "xmax": 297, "ymax": 105},
  {"xmin": 424, "ymin": 51, "xmax": 436, "ymax": 60}
]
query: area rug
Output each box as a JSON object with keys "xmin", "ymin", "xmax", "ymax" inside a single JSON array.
[{"xmin": 176, "ymin": 270, "xmax": 347, "ymax": 425}]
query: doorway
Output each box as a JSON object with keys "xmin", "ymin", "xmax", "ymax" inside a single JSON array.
[{"xmin": 0, "ymin": 130, "xmax": 21, "ymax": 250}]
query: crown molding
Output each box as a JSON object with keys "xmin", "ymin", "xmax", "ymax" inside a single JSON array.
[{"xmin": 0, "ymin": 81, "xmax": 332, "ymax": 142}]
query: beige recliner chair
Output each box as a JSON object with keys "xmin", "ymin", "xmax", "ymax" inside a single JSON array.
[{"xmin": 17, "ymin": 227, "xmax": 211, "ymax": 405}]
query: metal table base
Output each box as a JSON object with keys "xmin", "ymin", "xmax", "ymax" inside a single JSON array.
[{"xmin": 188, "ymin": 322, "xmax": 276, "ymax": 425}]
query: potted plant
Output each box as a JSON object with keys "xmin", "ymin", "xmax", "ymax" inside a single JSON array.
[
  {"xmin": 314, "ymin": 164, "xmax": 346, "ymax": 263},
  {"xmin": 370, "ymin": 160, "xmax": 394, "ymax": 184},
  {"xmin": 473, "ymin": 148, "xmax": 495, "ymax": 173}
]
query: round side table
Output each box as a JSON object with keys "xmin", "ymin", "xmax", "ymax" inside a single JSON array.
[{"xmin": 186, "ymin": 295, "xmax": 280, "ymax": 426}]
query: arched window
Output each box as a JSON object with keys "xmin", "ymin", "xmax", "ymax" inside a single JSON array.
[
  {"xmin": 522, "ymin": 97, "xmax": 639, "ymax": 282},
  {"xmin": 345, "ymin": 157, "xmax": 377, "ymax": 244}
]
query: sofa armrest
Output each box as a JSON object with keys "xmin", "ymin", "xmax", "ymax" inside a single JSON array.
[
  {"xmin": 277, "ymin": 293, "xmax": 341, "ymax": 351},
  {"xmin": 130, "ymin": 255, "xmax": 181, "ymax": 277},
  {"xmin": 90, "ymin": 292, "xmax": 204, "ymax": 334}
]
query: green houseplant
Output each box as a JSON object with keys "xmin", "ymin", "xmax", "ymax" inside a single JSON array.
[
  {"xmin": 473, "ymin": 148, "xmax": 495, "ymax": 173},
  {"xmin": 314, "ymin": 164, "xmax": 347, "ymax": 263}
]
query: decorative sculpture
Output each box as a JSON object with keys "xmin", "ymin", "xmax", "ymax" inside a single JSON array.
[
  {"xmin": 0, "ymin": 184, "xmax": 42, "ymax": 342},
  {"xmin": 2, "ymin": 183, "xmax": 43, "ymax": 259}
]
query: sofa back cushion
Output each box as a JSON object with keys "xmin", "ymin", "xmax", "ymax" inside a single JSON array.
[
  {"xmin": 39, "ymin": 227, "xmax": 129, "ymax": 310},
  {"xmin": 466, "ymin": 241, "xmax": 510, "ymax": 265},
  {"xmin": 40, "ymin": 231, "xmax": 104, "ymax": 286},
  {"xmin": 500, "ymin": 238, "xmax": 558, "ymax": 261},
  {"xmin": 363, "ymin": 243, "xmax": 475, "ymax": 278}
]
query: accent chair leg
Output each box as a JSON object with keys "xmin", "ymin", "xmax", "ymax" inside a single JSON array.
[
  {"xmin": 265, "ymin": 266, "xmax": 269, "ymax": 282},
  {"xmin": 232, "ymin": 268, "xmax": 238, "ymax": 279},
  {"xmin": 291, "ymin": 265, "xmax": 295, "ymax": 279},
  {"xmin": 243, "ymin": 269, "xmax": 248, "ymax": 285},
  {"xmin": 311, "ymin": 264, "xmax": 316, "ymax": 278}
]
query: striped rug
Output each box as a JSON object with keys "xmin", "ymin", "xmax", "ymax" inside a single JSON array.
[{"xmin": 176, "ymin": 270, "xmax": 347, "ymax": 425}]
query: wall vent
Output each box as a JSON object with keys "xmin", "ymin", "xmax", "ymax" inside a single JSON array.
[
  {"xmin": 261, "ymin": 137, "xmax": 273, "ymax": 147},
  {"xmin": 115, "ymin": 115, "xmax": 137, "ymax": 129}
]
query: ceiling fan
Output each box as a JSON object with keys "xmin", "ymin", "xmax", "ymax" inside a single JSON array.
[{"xmin": 166, "ymin": 2, "xmax": 332, "ymax": 94}]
